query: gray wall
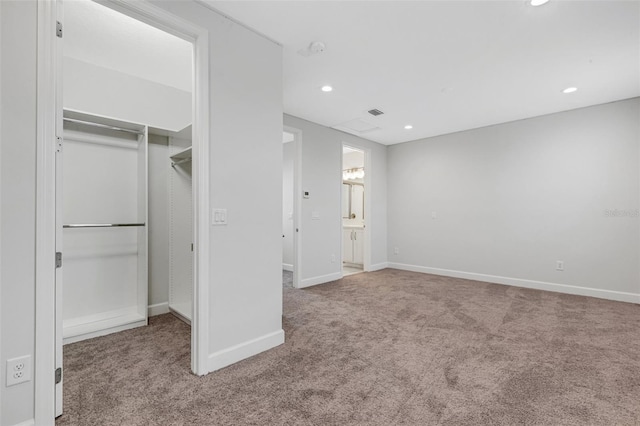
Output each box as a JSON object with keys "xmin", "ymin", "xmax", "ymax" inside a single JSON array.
[
  {"xmin": 1, "ymin": 2, "xmax": 37, "ymax": 424},
  {"xmin": 284, "ymin": 114, "xmax": 388, "ymax": 286},
  {"xmin": 388, "ymin": 98, "xmax": 640, "ymax": 301}
]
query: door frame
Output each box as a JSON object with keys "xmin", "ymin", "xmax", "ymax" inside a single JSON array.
[
  {"xmin": 341, "ymin": 143, "xmax": 372, "ymax": 273},
  {"xmin": 35, "ymin": 1, "xmax": 211, "ymax": 423},
  {"xmin": 284, "ymin": 126, "xmax": 302, "ymax": 288}
]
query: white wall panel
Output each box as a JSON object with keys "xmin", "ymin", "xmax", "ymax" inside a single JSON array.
[{"xmin": 64, "ymin": 57, "xmax": 191, "ymax": 132}]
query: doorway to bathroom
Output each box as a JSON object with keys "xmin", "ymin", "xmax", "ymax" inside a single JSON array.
[{"xmin": 342, "ymin": 145, "xmax": 365, "ymax": 276}]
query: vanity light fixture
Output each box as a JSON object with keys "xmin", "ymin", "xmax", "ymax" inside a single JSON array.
[
  {"xmin": 404, "ymin": 125, "xmax": 413, "ymax": 130},
  {"xmin": 563, "ymin": 87, "xmax": 578, "ymax": 93},
  {"xmin": 343, "ymin": 167, "xmax": 365, "ymax": 181}
]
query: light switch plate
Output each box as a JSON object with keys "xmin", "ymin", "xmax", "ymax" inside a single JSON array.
[{"xmin": 212, "ymin": 208, "xmax": 227, "ymax": 225}]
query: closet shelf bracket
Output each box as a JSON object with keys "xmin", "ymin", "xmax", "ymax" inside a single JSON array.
[{"xmin": 170, "ymin": 146, "xmax": 192, "ymax": 167}]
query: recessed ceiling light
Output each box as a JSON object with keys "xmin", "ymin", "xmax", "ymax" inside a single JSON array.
[
  {"xmin": 404, "ymin": 125, "xmax": 413, "ymax": 130},
  {"xmin": 563, "ymin": 87, "xmax": 578, "ymax": 94},
  {"xmin": 321, "ymin": 85, "xmax": 333, "ymax": 92},
  {"xmin": 530, "ymin": 0, "xmax": 549, "ymax": 6}
]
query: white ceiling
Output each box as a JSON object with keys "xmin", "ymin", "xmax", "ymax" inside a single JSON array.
[
  {"xmin": 64, "ymin": 0, "xmax": 192, "ymax": 92},
  {"xmin": 207, "ymin": 0, "xmax": 639, "ymax": 145}
]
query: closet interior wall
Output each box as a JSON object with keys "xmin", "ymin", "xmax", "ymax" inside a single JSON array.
[
  {"xmin": 61, "ymin": 111, "xmax": 193, "ymax": 344},
  {"xmin": 168, "ymin": 133, "xmax": 193, "ymax": 324},
  {"xmin": 148, "ymin": 134, "xmax": 171, "ymax": 314},
  {"xmin": 61, "ymin": 111, "xmax": 148, "ymax": 344},
  {"xmin": 148, "ymin": 129, "xmax": 193, "ymax": 325}
]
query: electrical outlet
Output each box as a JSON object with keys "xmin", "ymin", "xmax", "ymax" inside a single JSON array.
[
  {"xmin": 556, "ymin": 261, "xmax": 564, "ymax": 271},
  {"xmin": 6, "ymin": 355, "xmax": 31, "ymax": 386},
  {"xmin": 331, "ymin": 254, "xmax": 336, "ymax": 263},
  {"xmin": 394, "ymin": 247, "xmax": 400, "ymax": 255},
  {"xmin": 431, "ymin": 211, "xmax": 437, "ymax": 219}
]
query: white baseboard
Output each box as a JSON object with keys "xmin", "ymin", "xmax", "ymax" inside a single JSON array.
[
  {"xmin": 282, "ymin": 263, "xmax": 293, "ymax": 272},
  {"xmin": 300, "ymin": 271, "xmax": 343, "ymax": 288},
  {"xmin": 387, "ymin": 262, "xmax": 640, "ymax": 304},
  {"xmin": 63, "ymin": 307, "xmax": 147, "ymax": 344},
  {"xmin": 148, "ymin": 302, "xmax": 170, "ymax": 317},
  {"xmin": 208, "ymin": 329, "xmax": 285, "ymax": 372},
  {"xmin": 11, "ymin": 419, "xmax": 35, "ymax": 426},
  {"xmin": 169, "ymin": 306, "xmax": 192, "ymax": 326},
  {"xmin": 368, "ymin": 262, "xmax": 388, "ymax": 272},
  {"xmin": 63, "ymin": 318, "xmax": 147, "ymax": 345}
]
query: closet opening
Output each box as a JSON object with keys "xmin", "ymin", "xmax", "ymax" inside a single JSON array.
[
  {"xmin": 55, "ymin": 0, "xmax": 197, "ymax": 418},
  {"xmin": 342, "ymin": 145, "xmax": 366, "ymax": 276}
]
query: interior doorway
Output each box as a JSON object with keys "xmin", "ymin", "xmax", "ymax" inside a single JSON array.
[
  {"xmin": 282, "ymin": 127, "xmax": 301, "ymax": 288},
  {"xmin": 51, "ymin": 0, "xmax": 204, "ymax": 419},
  {"xmin": 342, "ymin": 145, "xmax": 366, "ymax": 276},
  {"xmin": 282, "ymin": 131, "xmax": 295, "ymax": 288}
]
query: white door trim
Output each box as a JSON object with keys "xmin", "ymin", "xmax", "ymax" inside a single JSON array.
[
  {"xmin": 35, "ymin": 1, "xmax": 58, "ymax": 424},
  {"xmin": 362, "ymin": 145, "xmax": 373, "ymax": 271},
  {"xmin": 284, "ymin": 126, "xmax": 302, "ymax": 288},
  {"xmin": 35, "ymin": 1, "xmax": 211, "ymax": 423}
]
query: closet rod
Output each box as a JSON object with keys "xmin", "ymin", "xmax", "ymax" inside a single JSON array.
[
  {"xmin": 63, "ymin": 118, "xmax": 144, "ymax": 135},
  {"xmin": 63, "ymin": 223, "xmax": 146, "ymax": 229}
]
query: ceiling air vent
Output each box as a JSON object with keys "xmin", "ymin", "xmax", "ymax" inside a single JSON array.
[{"xmin": 368, "ymin": 109, "xmax": 384, "ymax": 117}]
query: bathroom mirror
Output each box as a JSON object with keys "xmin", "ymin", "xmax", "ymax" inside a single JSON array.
[
  {"xmin": 342, "ymin": 182, "xmax": 364, "ymax": 220},
  {"xmin": 342, "ymin": 183, "xmax": 351, "ymax": 219}
]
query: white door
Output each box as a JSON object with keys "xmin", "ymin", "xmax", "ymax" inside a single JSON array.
[
  {"xmin": 55, "ymin": 0, "xmax": 64, "ymax": 417},
  {"xmin": 55, "ymin": 129, "xmax": 64, "ymax": 418}
]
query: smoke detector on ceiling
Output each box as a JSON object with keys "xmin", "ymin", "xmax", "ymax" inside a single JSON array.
[{"xmin": 298, "ymin": 41, "xmax": 326, "ymax": 57}]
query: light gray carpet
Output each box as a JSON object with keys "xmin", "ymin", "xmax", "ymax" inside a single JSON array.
[{"xmin": 57, "ymin": 269, "xmax": 640, "ymax": 425}]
